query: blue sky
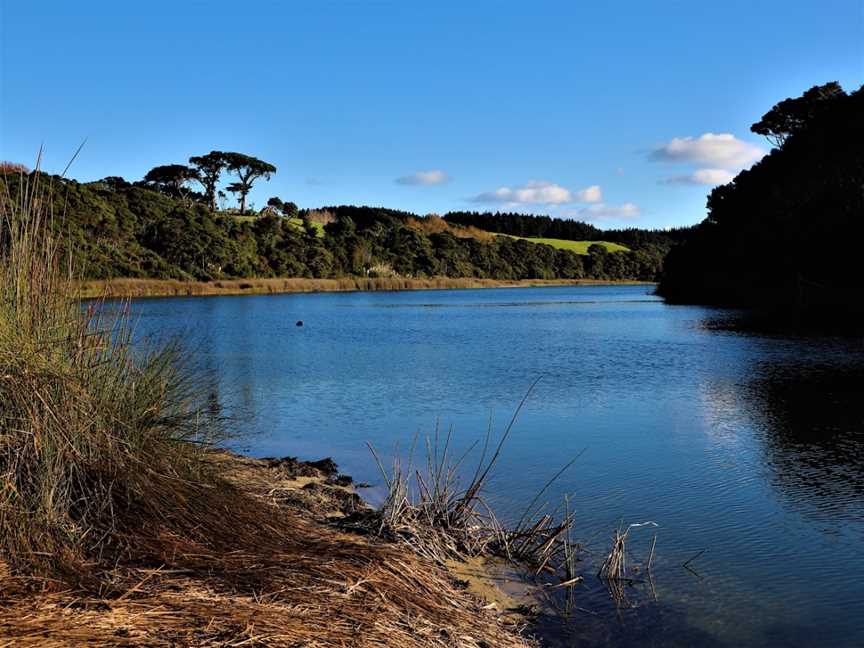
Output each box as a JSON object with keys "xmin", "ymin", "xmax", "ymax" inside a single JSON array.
[{"xmin": 1, "ymin": 1, "xmax": 862, "ymax": 229}]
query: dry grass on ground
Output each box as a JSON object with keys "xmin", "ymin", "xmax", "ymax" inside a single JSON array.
[{"xmin": 1, "ymin": 453, "xmax": 534, "ymax": 647}]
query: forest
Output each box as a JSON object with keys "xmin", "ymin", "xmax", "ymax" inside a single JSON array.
[
  {"xmin": 658, "ymin": 82, "xmax": 864, "ymax": 314},
  {"xmin": 0, "ymin": 167, "xmax": 669, "ymax": 283}
]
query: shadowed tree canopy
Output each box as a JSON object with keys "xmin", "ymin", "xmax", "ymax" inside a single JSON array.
[
  {"xmin": 658, "ymin": 82, "xmax": 864, "ymax": 318},
  {"xmin": 750, "ymin": 81, "xmax": 846, "ymax": 147},
  {"xmin": 223, "ymin": 153, "xmax": 276, "ymax": 214},
  {"xmin": 267, "ymin": 196, "xmax": 299, "ymax": 218},
  {"xmin": 143, "ymin": 164, "xmax": 199, "ymax": 200},
  {"xmin": 189, "ymin": 151, "xmax": 229, "ymax": 211}
]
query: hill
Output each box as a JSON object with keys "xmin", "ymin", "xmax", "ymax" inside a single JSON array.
[
  {"xmin": 445, "ymin": 211, "xmax": 692, "ymax": 253},
  {"xmin": 0, "ymin": 173, "xmax": 670, "ymax": 285},
  {"xmin": 497, "ymin": 235, "xmax": 629, "ymax": 254}
]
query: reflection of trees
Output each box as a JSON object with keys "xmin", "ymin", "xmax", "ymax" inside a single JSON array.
[{"xmin": 742, "ymin": 362, "xmax": 864, "ymax": 514}]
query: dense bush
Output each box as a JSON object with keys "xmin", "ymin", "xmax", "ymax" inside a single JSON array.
[{"xmin": 0, "ymin": 173, "xmax": 668, "ymax": 283}]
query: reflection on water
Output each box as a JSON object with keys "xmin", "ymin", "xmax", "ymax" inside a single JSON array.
[
  {"xmin": 745, "ymin": 363, "xmax": 864, "ymax": 520},
  {"xmin": 125, "ymin": 286, "xmax": 864, "ymax": 647}
]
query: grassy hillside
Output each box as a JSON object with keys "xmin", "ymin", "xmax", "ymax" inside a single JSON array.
[
  {"xmin": 229, "ymin": 215, "xmax": 323, "ymax": 237},
  {"xmin": 289, "ymin": 217, "xmax": 325, "ymax": 237},
  {"xmin": 498, "ymin": 234, "xmax": 629, "ymax": 254}
]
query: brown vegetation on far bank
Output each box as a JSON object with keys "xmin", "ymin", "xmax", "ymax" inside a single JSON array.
[
  {"xmin": 76, "ymin": 276, "xmax": 653, "ymax": 299},
  {"xmin": 405, "ymin": 215, "xmax": 496, "ymax": 242}
]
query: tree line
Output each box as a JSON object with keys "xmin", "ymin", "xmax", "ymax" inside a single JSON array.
[
  {"xmin": 0, "ymin": 172, "xmax": 670, "ymax": 283},
  {"xmin": 443, "ymin": 211, "xmax": 693, "ymax": 251}
]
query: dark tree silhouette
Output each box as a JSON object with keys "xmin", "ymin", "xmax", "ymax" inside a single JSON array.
[
  {"xmin": 659, "ymin": 82, "xmax": 864, "ymax": 318},
  {"xmin": 143, "ymin": 164, "xmax": 199, "ymax": 200},
  {"xmin": 189, "ymin": 151, "xmax": 228, "ymax": 211},
  {"xmin": 750, "ymin": 81, "xmax": 846, "ymax": 147},
  {"xmin": 223, "ymin": 153, "xmax": 276, "ymax": 214},
  {"xmin": 267, "ymin": 197, "xmax": 299, "ymax": 218}
]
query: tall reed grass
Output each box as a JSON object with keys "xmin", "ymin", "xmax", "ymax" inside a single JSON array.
[{"xmin": 0, "ymin": 165, "xmax": 223, "ymax": 586}]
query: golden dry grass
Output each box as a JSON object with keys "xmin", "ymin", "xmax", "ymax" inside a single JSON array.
[
  {"xmin": 74, "ymin": 276, "xmax": 651, "ymax": 299},
  {"xmin": 0, "ymin": 452, "xmax": 534, "ymax": 647}
]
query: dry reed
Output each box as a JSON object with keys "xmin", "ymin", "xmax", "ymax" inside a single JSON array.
[
  {"xmin": 367, "ymin": 383, "xmax": 579, "ymax": 583},
  {"xmin": 74, "ymin": 276, "xmax": 619, "ymax": 299}
]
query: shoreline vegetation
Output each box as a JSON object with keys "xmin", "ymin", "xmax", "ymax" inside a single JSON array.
[
  {"xmin": 76, "ymin": 276, "xmax": 655, "ymax": 299},
  {"xmin": 1, "ymin": 168, "xmax": 596, "ymax": 646},
  {"xmin": 2, "ymin": 448, "xmax": 539, "ymax": 646}
]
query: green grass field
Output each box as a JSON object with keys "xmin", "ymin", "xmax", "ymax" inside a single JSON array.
[
  {"xmin": 497, "ymin": 234, "xmax": 629, "ymax": 254},
  {"xmin": 227, "ymin": 214, "xmax": 325, "ymax": 237},
  {"xmin": 288, "ymin": 217, "xmax": 325, "ymax": 237}
]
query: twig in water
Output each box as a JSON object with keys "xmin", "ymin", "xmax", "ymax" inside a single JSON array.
[
  {"xmin": 682, "ymin": 548, "xmax": 706, "ymax": 569},
  {"xmin": 682, "ymin": 547, "xmax": 707, "ymax": 578},
  {"xmin": 647, "ymin": 533, "xmax": 657, "ymax": 572}
]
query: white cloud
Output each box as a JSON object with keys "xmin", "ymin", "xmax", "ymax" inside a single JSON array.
[
  {"xmin": 396, "ymin": 169, "xmax": 451, "ymax": 185},
  {"xmin": 651, "ymin": 133, "xmax": 764, "ymax": 169},
  {"xmin": 575, "ymin": 184, "xmax": 603, "ymax": 202},
  {"xmin": 578, "ymin": 202, "xmax": 641, "ymax": 221},
  {"xmin": 472, "ymin": 180, "xmax": 602, "ymax": 206},
  {"xmin": 663, "ymin": 168, "xmax": 735, "ymax": 186}
]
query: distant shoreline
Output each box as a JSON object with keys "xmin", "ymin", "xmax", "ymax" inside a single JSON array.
[{"xmin": 76, "ymin": 276, "xmax": 656, "ymax": 299}]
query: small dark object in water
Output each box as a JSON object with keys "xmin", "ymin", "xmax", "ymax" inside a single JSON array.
[{"xmin": 296, "ymin": 320, "xmax": 303, "ymax": 327}]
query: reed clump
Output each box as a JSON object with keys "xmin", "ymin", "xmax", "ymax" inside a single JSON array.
[
  {"xmin": 0, "ymin": 168, "xmax": 533, "ymax": 646},
  {"xmin": 0, "ymin": 169, "xmax": 226, "ymax": 585},
  {"xmin": 367, "ymin": 389, "xmax": 576, "ymax": 577}
]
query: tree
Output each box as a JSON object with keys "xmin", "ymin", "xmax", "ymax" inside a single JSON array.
[
  {"xmin": 750, "ymin": 82, "xmax": 846, "ymax": 147},
  {"xmin": 659, "ymin": 83, "xmax": 864, "ymax": 314},
  {"xmin": 222, "ymin": 153, "xmax": 276, "ymax": 215},
  {"xmin": 97, "ymin": 176, "xmax": 131, "ymax": 191},
  {"xmin": 143, "ymin": 164, "xmax": 199, "ymax": 201},
  {"xmin": 189, "ymin": 151, "xmax": 228, "ymax": 211},
  {"xmin": 267, "ymin": 197, "xmax": 298, "ymax": 218},
  {"xmin": 266, "ymin": 197, "xmax": 284, "ymax": 212},
  {"xmin": 281, "ymin": 201, "xmax": 299, "ymax": 219}
]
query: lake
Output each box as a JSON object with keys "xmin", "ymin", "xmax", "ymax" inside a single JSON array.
[{"xmin": 129, "ymin": 285, "xmax": 864, "ymax": 647}]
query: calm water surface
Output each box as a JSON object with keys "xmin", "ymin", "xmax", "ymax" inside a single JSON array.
[{"xmin": 130, "ymin": 285, "xmax": 864, "ymax": 647}]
